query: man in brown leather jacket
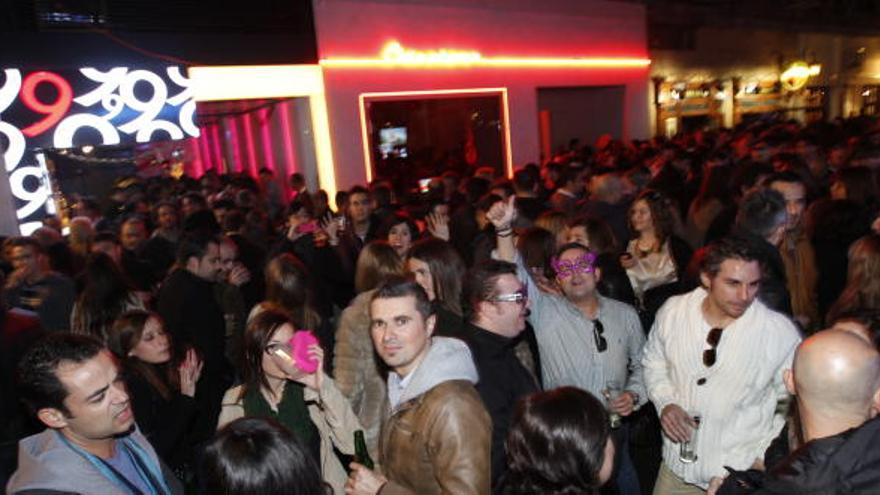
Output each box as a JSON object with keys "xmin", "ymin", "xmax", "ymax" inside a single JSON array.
[{"xmin": 346, "ymin": 277, "xmax": 492, "ymax": 495}]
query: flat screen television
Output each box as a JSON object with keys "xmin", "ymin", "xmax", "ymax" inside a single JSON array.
[{"xmin": 378, "ymin": 127, "xmax": 407, "ymax": 159}]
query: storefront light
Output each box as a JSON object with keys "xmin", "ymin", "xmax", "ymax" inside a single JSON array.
[{"xmin": 321, "ymin": 40, "xmax": 650, "ymax": 69}]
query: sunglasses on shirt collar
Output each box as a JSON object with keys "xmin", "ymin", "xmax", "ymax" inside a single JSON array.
[{"xmin": 703, "ymin": 327, "xmax": 724, "ymax": 367}]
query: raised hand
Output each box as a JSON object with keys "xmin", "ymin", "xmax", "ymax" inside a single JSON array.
[
  {"xmin": 426, "ymin": 211, "xmax": 450, "ymax": 241},
  {"xmin": 178, "ymin": 348, "xmax": 204, "ymax": 397},
  {"xmin": 320, "ymin": 212, "xmax": 341, "ymax": 246},
  {"xmin": 487, "ymin": 195, "xmax": 517, "ymax": 231},
  {"xmin": 228, "ymin": 262, "xmax": 251, "ymax": 286}
]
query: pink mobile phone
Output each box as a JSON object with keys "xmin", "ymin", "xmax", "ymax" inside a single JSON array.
[
  {"xmin": 288, "ymin": 331, "xmax": 320, "ymax": 373},
  {"xmin": 295, "ymin": 222, "xmax": 318, "ymax": 234}
]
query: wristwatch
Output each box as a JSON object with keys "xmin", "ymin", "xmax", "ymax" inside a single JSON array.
[{"xmin": 628, "ymin": 391, "xmax": 641, "ymax": 411}]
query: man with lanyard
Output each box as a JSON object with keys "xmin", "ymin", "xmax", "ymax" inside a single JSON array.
[
  {"xmin": 642, "ymin": 236, "xmax": 800, "ymax": 494},
  {"xmin": 489, "ymin": 196, "xmax": 647, "ymax": 495},
  {"xmin": 7, "ymin": 333, "xmax": 181, "ymax": 495}
]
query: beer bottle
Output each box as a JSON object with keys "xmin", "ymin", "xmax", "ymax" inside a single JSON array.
[{"xmin": 353, "ymin": 430, "xmax": 374, "ymax": 470}]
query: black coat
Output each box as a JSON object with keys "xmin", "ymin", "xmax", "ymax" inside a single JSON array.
[
  {"xmin": 719, "ymin": 417, "xmax": 880, "ymax": 495},
  {"xmin": 125, "ymin": 368, "xmax": 198, "ymax": 472},
  {"xmin": 463, "ymin": 322, "xmax": 539, "ymax": 489},
  {"xmin": 156, "ymin": 269, "xmax": 232, "ymax": 441}
]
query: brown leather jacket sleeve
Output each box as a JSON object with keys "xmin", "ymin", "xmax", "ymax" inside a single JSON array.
[{"xmin": 382, "ymin": 383, "xmax": 492, "ymax": 495}]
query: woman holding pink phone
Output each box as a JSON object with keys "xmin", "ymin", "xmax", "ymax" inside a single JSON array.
[{"xmin": 218, "ymin": 306, "xmax": 361, "ymax": 494}]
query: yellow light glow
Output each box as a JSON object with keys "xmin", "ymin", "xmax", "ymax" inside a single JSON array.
[
  {"xmin": 187, "ymin": 65, "xmax": 338, "ymax": 208},
  {"xmin": 321, "ymin": 40, "xmax": 650, "ymax": 69},
  {"xmin": 780, "ymin": 61, "xmax": 821, "ymax": 92},
  {"xmin": 358, "ymin": 88, "xmax": 514, "ymax": 182}
]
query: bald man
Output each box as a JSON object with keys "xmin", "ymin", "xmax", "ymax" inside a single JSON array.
[{"xmin": 714, "ymin": 330, "xmax": 880, "ymax": 494}]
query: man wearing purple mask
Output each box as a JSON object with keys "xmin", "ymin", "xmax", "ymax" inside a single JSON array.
[{"xmin": 489, "ymin": 196, "xmax": 647, "ymax": 495}]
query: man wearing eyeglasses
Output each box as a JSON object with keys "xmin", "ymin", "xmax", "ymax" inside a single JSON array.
[
  {"xmin": 489, "ymin": 197, "xmax": 647, "ymax": 495},
  {"xmin": 642, "ymin": 236, "xmax": 801, "ymax": 494},
  {"xmin": 463, "ymin": 259, "xmax": 539, "ymax": 489}
]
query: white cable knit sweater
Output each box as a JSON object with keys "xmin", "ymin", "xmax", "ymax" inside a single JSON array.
[{"xmin": 642, "ymin": 287, "xmax": 801, "ymax": 488}]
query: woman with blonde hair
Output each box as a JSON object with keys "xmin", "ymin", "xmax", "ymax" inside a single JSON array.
[
  {"xmin": 535, "ymin": 209, "xmax": 569, "ymax": 249},
  {"xmin": 827, "ymin": 233, "xmax": 880, "ymax": 324},
  {"xmin": 333, "ymin": 241, "xmax": 403, "ymax": 460}
]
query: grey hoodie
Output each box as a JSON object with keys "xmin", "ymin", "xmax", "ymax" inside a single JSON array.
[
  {"xmin": 6, "ymin": 427, "xmax": 182, "ymax": 495},
  {"xmin": 389, "ymin": 337, "xmax": 479, "ymax": 412}
]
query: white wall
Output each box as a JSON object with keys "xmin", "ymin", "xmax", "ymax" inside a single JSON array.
[{"xmin": 313, "ymin": 0, "xmax": 650, "ymax": 188}]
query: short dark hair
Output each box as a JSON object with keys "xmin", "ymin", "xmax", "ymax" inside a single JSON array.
[
  {"xmin": 502, "ymin": 387, "xmax": 610, "ymax": 494},
  {"xmin": 513, "ymin": 169, "xmax": 537, "ymax": 193},
  {"xmin": 465, "ymin": 260, "xmax": 518, "ymax": 317},
  {"xmin": 199, "ymin": 417, "xmax": 327, "ymax": 495},
  {"xmin": 735, "ymin": 188, "xmax": 786, "ymax": 239},
  {"xmin": 371, "ymin": 276, "xmax": 433, "ymax": 320},
  {"xmin": 767, "ymin": 170, "xmax": 805, "ymax": 187},
  {"xmin": 348, "ymin": 185, "xmax": 369, "ymax": 199},
  {"xmin": 554, "ymin": 241, "xmax": 591, "ymax": 261},
  {"xmin": 17, "ymin": 333, "xmax": 105, "ymax": 417},
  {"xmin": 700, "ymin": 235, "xmax": 763, "ymax": 278},
  {"xmin": 5, "ymin": 236, "xmax": 45, "ymax": 255},
  {"xmin": 182, "ymin": 192, "xmax": 208, "ymax": 209},
  {"xmin": 286, "ymin": 199, "xmax": 313, "ymax": 219},
  {"xmin": 93, "ymin": 231, "xmax": 120, "ymax": 245},
  {"xmin": 378, "ymin": 214, "xmax": 419, "ymax": 242},
  {"xmin": 176, "ymin": 232, "xmax": 221, "ymax": 264},
  {"xmin": 371, "ymin": 185, "xmax": 393, "ymax": 209}
]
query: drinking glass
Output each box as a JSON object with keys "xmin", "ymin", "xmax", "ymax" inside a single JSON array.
[
  {"xmin": 679, "ymin": 413, "xmax": 701, "ymax": 463},
  {"xmin": 603, "ymin": 380, "xmax": 623, "ymax": 429}
]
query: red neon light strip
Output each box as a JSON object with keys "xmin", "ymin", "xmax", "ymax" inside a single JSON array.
[
  {"xmin": 211, "ymin": 124, "xmax": 224, "ymax": 173},
  {"xmin": 259, "ymin": 107, "xmax": 277, "ymax": 172},
  {"xmin": 199, "ymin": 132, "xmax": 213, "ymax": 171},
  {"xmin": 242, "ymin": 113, "xmax": 258, "ymax": 177},
  {"xmin": 227, "ymin": 117, "xmax": 243, "ymax": 173},
  {"xmin": 190, "ymin": 137, "xmax": 204, "ymax": 177},
  {"xmin": 279, "ymin": 101, "xmax": 298, "ymax": 177}
]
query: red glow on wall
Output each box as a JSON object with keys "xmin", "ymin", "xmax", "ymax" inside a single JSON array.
[
  {"xmin": 190, "ymin": 137, "xmax": 204, "ymax": 177},
  {"xmin": 242, "ymin": 114, "xmax": 258, "ymax": 176},
  {"xmin": 198, "ymin": 132, "xmax": 213, "ymax": 171},
  {"xmin": 279, "ymin": 101, "xmax": 298, "ymax": 177},
  {"xmin": 227, "ymin": 118, "xmax": 243, "ymax": 173},
  {"xmin": 211, "ymin": 125, "xmax": 224, "ymax": 172},
  {"xmin": 20, "ymin": 71, "xmax": 73, "ymax": 137},
  {"xmin": 259, "ymin": 107, "xmax": 277, "ymax": 172}
]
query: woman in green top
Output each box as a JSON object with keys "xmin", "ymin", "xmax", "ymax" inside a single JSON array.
[{"xmin": 218, "ymin": 305, "xmax": 361, "ymax": 495}]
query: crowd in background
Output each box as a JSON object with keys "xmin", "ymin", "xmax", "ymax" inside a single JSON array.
[{"xmin": 2, "ymin": 113, "xmax": 880, "ymax": 495}]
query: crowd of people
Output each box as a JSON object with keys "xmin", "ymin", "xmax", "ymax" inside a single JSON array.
[{"xmin": 2, "ymin": 114, "xmax": 880, "ymax": 495}]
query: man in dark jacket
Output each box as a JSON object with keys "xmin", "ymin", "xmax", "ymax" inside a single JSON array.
[
  {"xmin": 156, "ymin": 233, "xmax": 230, "ymax": 441},
  {"xmin": 463, "ymin": 260, "xmax": 539, "ymax": 487},
  {"xmin": 730, "ymin": 188, "xmax": 792, "ymax": 316},
  {"xmin": 714, "ymin": 329, "xmax": 880, "ymax": 494}
]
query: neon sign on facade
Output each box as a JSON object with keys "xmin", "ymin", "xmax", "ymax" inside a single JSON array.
[
  {"xmin": 320, "ymin": 40, "xmax": 652, "ymax": 68},
  {"xmin": 0, "ymin": 66, "xmax": 199, "ymax": 234}
]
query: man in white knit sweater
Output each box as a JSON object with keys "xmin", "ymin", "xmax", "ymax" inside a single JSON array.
[{"xmin": 643, "ymin": 236, "xmax": 801, "ymax": 494}]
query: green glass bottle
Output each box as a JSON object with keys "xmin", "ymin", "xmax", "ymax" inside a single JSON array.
[{"xmin": 354, "ymin": 430, "xmax": 374, "ymax": 470}]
